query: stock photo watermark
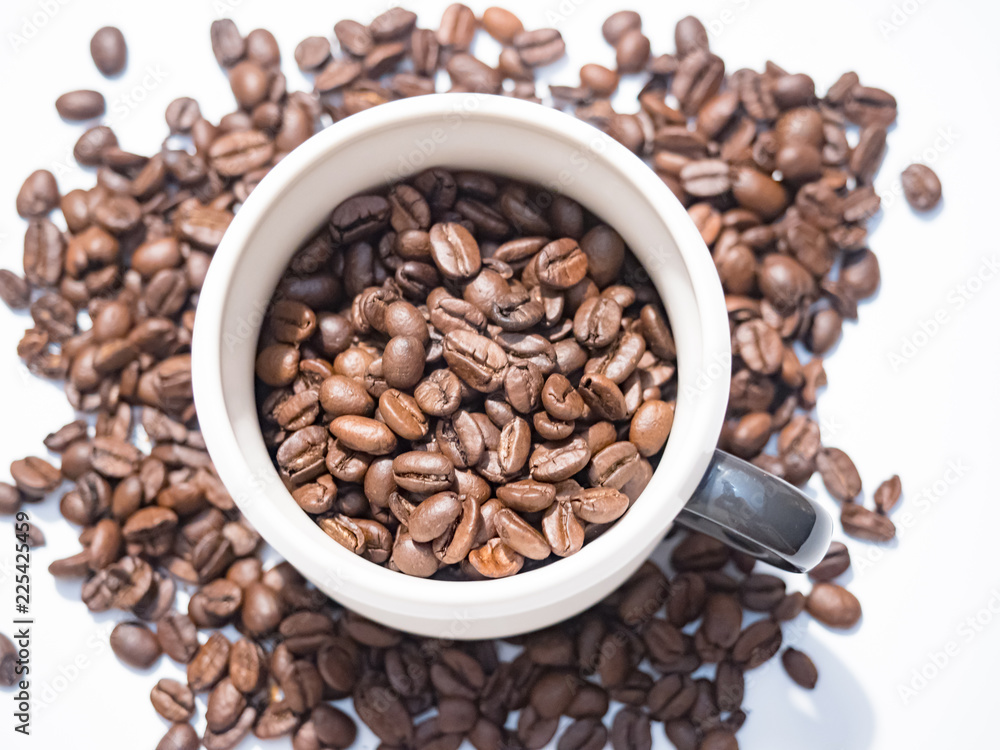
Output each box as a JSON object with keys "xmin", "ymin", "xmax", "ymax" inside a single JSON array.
[
  {"xmin": 897, "ymin": 585, "xmax": 1000, "ymax": 705},
  {"xmin": 885, "ymin": 253, "xmax": 997, "ymax": 371},
  {"xmin": 878, "ymin": 0, "xmax": 932, "ymax": 40},
  {"xmin": 6, "ymin": 0, "xmax": 73, "ymax": 52}
]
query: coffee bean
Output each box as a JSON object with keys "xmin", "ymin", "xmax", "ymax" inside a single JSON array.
[
  {"xmin": 734, "ymin": 319, "xmax": 784, "ymax": 374},
  {"xmin": 226, "ymin": 638, "xmax": 265, "ymax": 693},
  {"xmin": 610, "ymin": 706, "xmax": 651, "ymax": 750},
  {"xmin": 570, "ymin": 487, "xmax": 628, "ymax": 524},
  {"xmin": 56, "ymin": 90, "xmax": 106, "ymax": 120},
  {"xmin": 841, "ymin": 503, "xmax": 896, "ymax": 542},
  {"xmin": 156, "ymin": 612, "xmax": 199, "ymax": 663},
  {"xmin": 16, "ymin": 170, "xmax": 60, "ymax": 218},
  {"xmin": 616, "ymin": 29, "xmax": 651, "ymax": 74},
  {"xmin": 0, "ymin": 483, "xmax": 22, "ymax": 516},
  {"xmin": 901, "ymin": 163, "xmax": 942, "ymax": 211},
  {"xmin": 156, "ymin": 723, "xmax": 199, "ymax": 750},
  {"xmin": 210, "ymin": 18, "xmax": 245, "ymax": 67},
  {"xmin": 781, "ymin": 647, "xmax": 818, "ymax": 689},
  {"xmin": 10, "ymin": 456, "xmax": 61, "ymax": 498},
  {"xmin": 438, "ymin": 4, "xmax": 476, "ymax": 50},
  {"xmin": 536, "ymin": 238, "xmax": 589, "ymax": 289},
  {"xmin": 329, "ymin": 415, "xmax": 398, "ymax": 455},
  {"xmin": 0, "ymin": 270, "xmax": 30, "ymax": 311},
  {"xmin": 541, "ymin": 500, "xmax": 585, "ymax": 557},
  {"xmin": 513, "ymin": 29, "xmax": 566, "ymax": 68},
  {"xmin": 208, "ymin": 129, "xmax": 274, "ymax": 177},
  {"xmin": 602, "ymin": 11, "xmax": 641, "ymax": 45},
  {"xmin": 701, "ymin": 730, "xmax": 739, "ymax": 750},
  {"xmin": 203, "ymin": 705, "xmax": 256, "ymax": 750},
  {"xmin": 738, "ymin": 574, "xmax": 785, "ymax": 612},
  {"xmin": 188, "ymin": 632, "xmax": 231, "ymax": 692},
  {"xmin": 354, "ymin": 674, "xmax": 414, "ymax": 743},
  {"xmin": 110, "ymin": 621, "xmax": 162, "ymax": 669},
  {"xmin": 816, "ymin": 447, "xmax": 862, "ymax": 501},
  {"xmin": 151, "ymin": 678, "xmax": 195, "ymax": 721},
  {"xmin": 206, "ymin": 677, "xmax": 247, "ymax": 733},
  {"xmin": 482, "ymin": 7, "xmax": 524, "ymax": 43},
  {"xmin": 731, "ymin": 618, "xmax": 782, "ymax": 669},
  {"xmin": 874, "ymin": 474, "xmax": 902, "ymax": 514},
  {"xmin": 809, "ymin": 541, "xmax": 851, "ymax": 582},
  {"xmin": 90, "ymin": 26, "xmax": 127, "ymax": 75},
  {"xmin": 807, "ymin": 582, "xmax": 862, "ymax": 628}
]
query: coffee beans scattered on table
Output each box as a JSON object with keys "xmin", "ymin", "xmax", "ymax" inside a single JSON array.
[
  {"xmin": 0, "ymin": 7, "xmax": 919, "ymax": 749},
  {"xmin": 257, "ymin": 174, "xmax": 669, "ymax": 578}
]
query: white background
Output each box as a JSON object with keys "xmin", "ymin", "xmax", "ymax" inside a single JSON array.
[{"xmin": 0, "ymin": 0, "xmax": 998, "ymax": 748}]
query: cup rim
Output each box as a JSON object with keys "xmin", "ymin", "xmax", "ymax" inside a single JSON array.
[{"xmin": 193, "ymin": 93, "xmax": 731, "ymax": 622}]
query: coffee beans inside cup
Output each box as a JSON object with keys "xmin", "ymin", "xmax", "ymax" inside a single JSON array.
[{"xmin": 256, "ymin": 173, "xmax": 675, "ymax": 579}]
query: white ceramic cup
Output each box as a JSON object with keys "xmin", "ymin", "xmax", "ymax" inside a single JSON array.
[{"xmin": 193, "ymin": 93, "xmax": 830, "ymax": 640}]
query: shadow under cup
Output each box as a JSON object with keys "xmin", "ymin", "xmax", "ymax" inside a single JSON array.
[{"xmin": 194, "ymin": 94, "xmax": 732, "ymax": 639}]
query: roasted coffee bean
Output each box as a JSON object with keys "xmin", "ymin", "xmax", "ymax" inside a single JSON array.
[
  {"xmin": 206, "ymin": 677, "xmax": 247, "ymax": 733},
  {"xmin": 530, "ymin": 436, "xmax": 592, "ymax": 483},
  {"xmin": 188, "ymin": 632, "xmax": 231, "ymax": 692},
  {"xmin": 0, "ymin": 483, "xmax": 22, "ymax": 516},
  {"xmin": 782, "ymin": 647, "xmax": 818, "ymax": 689},
  {"xmin": 537, "ymin": 238, "xmax": 589, "ymax": 289},
  {"xmin": 809, "ymin": 541, "xmax": 850, "ymax": 581},
  {"xmin": 731, "ymin": 618, "xmax": 782, "ymax": 669},
  {"xmin": 901, "ymin": 163, "xmax": 942, "ymax": 211},
  {"xmin": 738, "ymin": 574, "xmax": 786, "ymax": 612},
  {"xmin": 156, "ymin": 612, "xmax": 199, "ymax": 663},
  {"xmin": 151, "ymin": 678, "xmax": 196, "ymax": 722},
  {"xmin": 229, "ymin": 638, "xmax": 266, "ymax": 693},
  {"xmin": 16, "ymin": 169, "xmax": 59, "ymax": 218},
  {"xmin": 56, "ymin": 90, "xmax": 106, "ymax": 120},
  {"xmin": 513, "ymin": 29, "xmax": 566, "ymax": 68},
  {"xmin": 629, "ymin": 400, "xmax": 674, "ymax": 457},
  {"xmin": 203, "ymin": 706, "xmax": 257, "ymax": 750},
  {"xmin": 602, "ymin": 11, "xmax": 641, "ymax": 44},
  {"xmin": 556, "ymin": 718, "xmax": 607, "ymax": 750},
  {"xmin": 495, "ymin": 508, "xmax": 551, "ymax": 560},
  {"xmin": 294, "ymin": 36, "xmax": 331, "ymax": 71},
  {"xmin": 156, "ymin": 723, "xmax": 199, "ymax": 750},
  {"xmin": 542, "ymin": 500, "xmax": 585, "ymax": 557},
  {"xmin": 610, "ymin": 707, "xmax": 652, "ymax": 750},
  {"xmin": 468, "ymin": 538, "xmax": 524, "ymax": 578},
  {"xmin": 570, "ymin": 487, "xmax": 628, "ymax": 524},
  {"xmin": 874, "ymin": 474, "xmax": 902, "ymax": 514},
  {"xmin": 90, "ymin": 26, "xmax": 127, "ymax": 75},
  {"xmin": 841, "ymin": 503, "xmax": 896, "ymax": 542},
  {"xmin": 816, "ymin": 447, "xmax": 862, "ymax": 501},
  {"xmin": 354, "ymin": 674, "xmax": 414, "ymax": 744},
  {"xmin": 807, "ymin": 582, "xmax": 861, "ymax": 628},
  {"xmin": 110, "ymin": 621, "xmax": 162, "ymax": 668},
  {"xmin": 10, "ymin": 456, "xmax": 61, "ymax": 498},
  {"xmin": 210, "ymin": 19, "xmax": 245, "ymax": 67}
]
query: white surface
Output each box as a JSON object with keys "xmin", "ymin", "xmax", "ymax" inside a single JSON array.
[
  {"xmin": 0, "ymin": 0, "xmax": 997, "ymax": 748},
  {"xmin": 193, "ymin": 92, "xmax": 736, "ymax": 640}
]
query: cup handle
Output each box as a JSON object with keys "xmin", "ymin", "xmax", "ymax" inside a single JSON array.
[{"xmin": 676, "ymin": 450, "xmax": 833, "ymax": 573}]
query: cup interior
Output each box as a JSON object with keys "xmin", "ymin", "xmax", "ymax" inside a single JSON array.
[{"xmin": 194, "ymin": 94, "xmax": 731, "ymax": 639}]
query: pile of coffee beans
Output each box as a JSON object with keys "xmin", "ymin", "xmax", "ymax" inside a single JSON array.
[
  {"xmin": 0, "ymin": 6, "xmax": 921, "ymax": 749},
  {"xmin": 257, "ymin": 175, "xmax": 676, "ymax": 578}
]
